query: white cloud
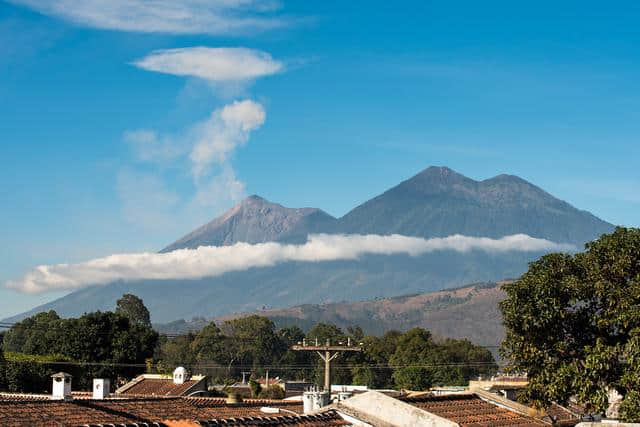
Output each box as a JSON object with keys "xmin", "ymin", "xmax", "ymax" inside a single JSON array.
[
  {"xmin": 120, "ymin": 100, "xmax": 264, "ymax": 231},
  {"xmin": 7, "ymin": 233, "xmax": 576, "ymax": 294},
  {"xmin": 124, "ymin": 99, "xmax": 265, "ymax": 176},
  {"xmin": 10, "ymin": 0, "xmax": 287, "ymax": 35},
  {"xmin": 133, "ymin": 47, "xmax": 284, "ymax": 82},
  {"xmin": 190, "ymin": 99, "xmax": 265, "ymax": 177}
]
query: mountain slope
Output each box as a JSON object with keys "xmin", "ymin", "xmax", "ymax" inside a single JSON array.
[
  {"xmin": 337, "ymin": 166, "xmax": 612, "ymax": 245},
  {"xmin": 6, "ymin": 166, "xmax": 615, "ymax": 323},
  {"xmin": 161, "ymin": 195, "xmax": 336, "ymax": 252},
  {"xmin": 161, "ymin": 282, "xmax": 507, "ymax": 347}
]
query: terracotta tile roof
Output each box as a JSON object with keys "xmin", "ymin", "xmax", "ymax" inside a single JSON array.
[
  {"xmin": 0, "ymin": 395, "xmax": 340, "ymax": 427},
  {"xmin": 195, "ymin": 410, "xmax": 349, "ymax": 426},
  {"xmin": 0, "ymin": 392, "xmax": 51, "ymax": 401},
  {"xmin": 402, "ymin": 393, "xmax": 547, "ymax": 426},
  {"xmin": 120, "ymin": 378, "xmax": 201, "ymax": 396},
  {"xmin": 0, "ymin": 400, "xmax": 145, "ymax": 427},
  {"xmin": 546, "ymin": 402, "xmax": 580, "ymax": 423},
  {"xmin": 183, "ymin": 396, "xmax": 303, "ymax": 415}
]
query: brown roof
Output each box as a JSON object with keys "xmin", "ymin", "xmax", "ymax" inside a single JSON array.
[
  {"xmin": 184, "ymin": 396, "xmax": 303, "ymax": 414},
  {"xmin": 0, "ymin": 392, "xmax": 51, "ymax": 401},
  {"xmin": 0, "ymin": 399, "xmax": 153, "ymax": 427},
  {"xmin": 120, "ymin": 378, "xmax": 201, "ymax": 396},
  {"xmin": 195, "ymin": 411, "xmax": 349, "ymax": 426},
  {"xmin": 546, "ymin": 402, "xmax": 581, "ymax": 423},
  {"xmin": 0, "ymin": 395, "xmax": 308, "ymax": 426},
  {"xmin": 402, "ymin": 394, "xmax": 547, "ymax": 426}
]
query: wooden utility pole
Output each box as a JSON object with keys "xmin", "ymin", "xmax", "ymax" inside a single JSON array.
[{"xmin": 292, "ymin": 338, "xmax": 362, "ymax": 391}]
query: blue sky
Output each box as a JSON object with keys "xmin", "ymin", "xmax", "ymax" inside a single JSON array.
[{"xmin": 1, "ymin": 0, "xmax": 639, "ymax": 317}]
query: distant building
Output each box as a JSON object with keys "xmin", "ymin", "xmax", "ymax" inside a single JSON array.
[
  {"xmin": 116, "ymin": 367, "xmax": 207, "ymax": 397},
  {"xmin": 468, "ymin": 374, "xmax": 529, "ymax": 401}
]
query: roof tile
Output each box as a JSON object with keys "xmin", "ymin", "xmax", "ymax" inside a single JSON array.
[{"xmin": 401, "ymin": 394, "xmax": 547, "ymax": 426}]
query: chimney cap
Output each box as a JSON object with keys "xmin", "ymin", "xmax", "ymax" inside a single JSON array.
[{"xmin": 51, "ymin": 372, "xmax": 73, "ymax": 379}]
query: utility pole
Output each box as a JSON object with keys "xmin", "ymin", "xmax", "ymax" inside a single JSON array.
[{"xmin": 292, "ymin": 337, "xmax": 362, "ymax": 392}]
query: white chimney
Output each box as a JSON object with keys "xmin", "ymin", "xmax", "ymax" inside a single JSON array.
[
  {"xmin": 173, "ymin": 366, "xmax": 189, "ymax": 385},
  {"xmin": 51, "ymin": 372, "xmax": 73, "ymax": 400},
  {"xmin": 93, "ymin": 379, "xmax": 110, "ymax": 399},
  {"xmin": 303, "ymin": 390, "xmax": 330, "ymax": 414}
]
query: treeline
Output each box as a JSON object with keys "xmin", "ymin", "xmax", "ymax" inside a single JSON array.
[
  {"xmin": 0, "ymin": 295, "xmax": 158, "ymax": 392},
  {"xmin": 0, "ymin": 294, "xmax": 497, "ymax": 393}
]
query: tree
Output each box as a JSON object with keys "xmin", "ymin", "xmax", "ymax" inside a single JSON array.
[
  {"xmin": 0, "ymin": 349, "xmax": 6, "ymax": 390},
  {"xmin": 306, "ymin": 323, "xmax": 346, "ymax": 345},
  {"xmin": 2, "ymin": 310, "xmax": 61, "ymax": 354},
  {"xmin": 3, "ymin": 309, "xmax": 158, "ymax": 390},
  {"xmin": 222, "ymin": 316, "xmax": 286, "ymax": 373},
  {"xmin": 306, "ymin": 323, "xmax": 353, "ymax": 385},
  {"xmin": 500, "ymin": 227, "xmax": 640, "ymax": 421},
  {"xmin": 249, "ymin": 378, "xmax": 262, "ymax": 397},
  {"xmin": 278, "ymin": 325, "xmax": 313, "ymax": 380},
  {"xmin": 356, "ymin": 331, "xmax": 402, "ymax": 388},
  {"xmin": 116, "ymin": 294, "xmax": 152, "ymax": 328},
  {"xmin": 390, "ymin": 328, "xmax": 436, "ymax": 390},
  {"xmin": 191, "ymin": 322, "xmax": 226, "ymax": 364}
]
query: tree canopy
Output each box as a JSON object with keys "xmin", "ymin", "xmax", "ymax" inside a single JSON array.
[
  {"xmin": 500, "ymin": 227, "xmax": 640, "ymax": 421},
  {"xmin": 2, "ymin": 294, "xmax": 496, "ymax": 394},
  {"xmin": 116, "ymin": 294, "xmax": 152, "ymax": 328},
  {"xmin": 3, "ymin": 297, "xmax": 158, "ymax": 390}
]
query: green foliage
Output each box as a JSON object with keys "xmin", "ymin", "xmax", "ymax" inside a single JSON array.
[
  {"xmin": 4, "ymin": 352, "xmax": 81, "ymax": 393},
  {"xmin": 393, "ymin": 366, "xmax": 433, "ymax": 390},
  {"xmin": 388, "ymin": 328, "xmax": 497, "ymax": 390},
  {"xmin": 222, "ymin": 316, "xmax": 287, "ymax": 372},
  {"xmin": 2, "ymin": 294, "xmax": 158, "ymax": 391},
  {"xmin": 155, "ymin": 333, "xmax": 197, "ymax": 373},
  {"xmin": 620, "ymin": 391, "xmax": 640, "ymax": 422},
  {"xmin": 249, "ymin": 379, "xmax": 262, "ymax": 397},
  {"xmin": 500, "ymin": 227, "xmax": 640, "ymax": 420},
  {"xmin": 306, "ymin": 323, "xmax": 346, "ymax": 345},
  {"xmin": 259, "ymin": 385, "xmax": 285, "ymax": 399},
  {"xmin": 191, "ymin": 323, "xmax": 226, "ymax": 363},
  {"xmin": 305, "ymin": 323, "xmax": 353, "ymax": 386},
  {"xmin": 0, "ymin": 349, "xmax": 6, "ymax": 390},
  {"xmin": 390, "ymin": 328, "xmax": 435, "ymax": 390},
  {"xmin": 6, "ymin": 297, "xmax": 496, "ymax": 395},
  {"xmin": 116, "ymin": 294, "xmax": 152, "ymax": 328},
  {"xmin": 2, "ymin": 310, "xmax": 61, "ymax": 354}
]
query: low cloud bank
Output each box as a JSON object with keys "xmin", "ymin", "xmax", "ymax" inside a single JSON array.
[{"xmin": 7, "ymin": 233, "xmax": 576, "ymax": 294}]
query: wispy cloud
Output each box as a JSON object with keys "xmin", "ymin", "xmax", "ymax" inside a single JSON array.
[
  {"xmin": 133, "ymin": 47, "xmax": 284, "ymax": 82},
  {"xmin": 7, "ymin": 233, "xmax": 576, "ymax": 294},
  {"xmin": 119, "ymin": 99, "xmax": 265, "ymax": 230},
  {"xmin": 125, "ymin": 99, "xmax": 265, "ymax": 180},
  {"xmin": 190, "ymin": 99, "xmax": 265, "ymax": 178},
  {"xmin": 121, "ymin": 48, "xmax": 278, "ymax": 233},
  {"xmin": 10, "ymin": 0, "xmax": 288, "ymax": 35}
]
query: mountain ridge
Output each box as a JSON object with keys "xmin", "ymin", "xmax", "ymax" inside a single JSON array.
[
  {"xmin": 159, "ymin": 281, "xmax": 507, "ymax": 347},
  {"xmin": 5, "ymin": 166, "xmax": 615, "ymax": 323},
  {"xmin": 161, "ymin": 195, "xmax": 337, "ymax": 252}
]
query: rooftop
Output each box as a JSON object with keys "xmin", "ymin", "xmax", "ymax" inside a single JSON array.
[
  {"xmin": 401, "ymin": 393, "xmax": 547, "ymax": 426},
  {"xmin": 0, "ymin": 395, "xmax": 308, "ymax": 426},
  {"xmin": 116, "ymin": 374, "xmax": 207, "ymax": 397}
]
